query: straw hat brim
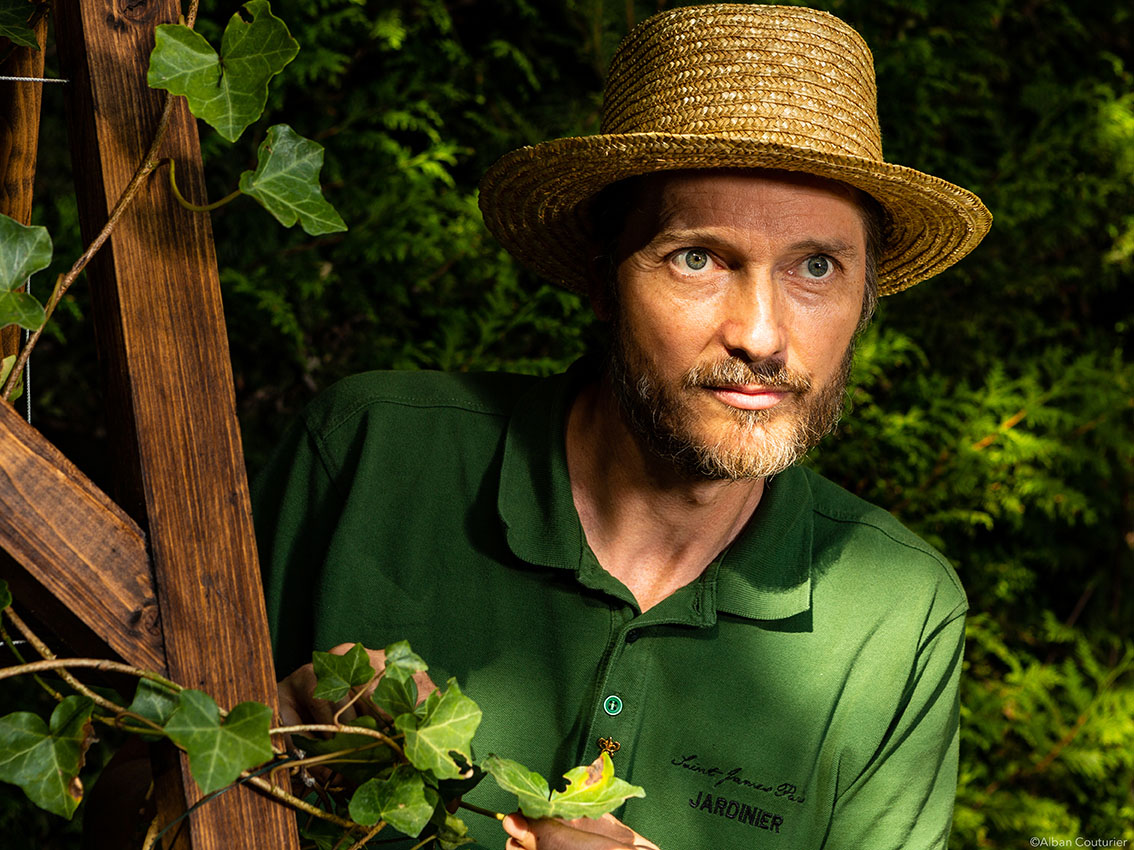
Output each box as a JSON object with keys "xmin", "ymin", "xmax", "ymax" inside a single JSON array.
[{"xmin": 479, "ymin": 132, "xmax": 993, "ymax": 296}]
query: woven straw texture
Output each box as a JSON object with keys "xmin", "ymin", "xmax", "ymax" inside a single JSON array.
[{"xmin": 479, "ymin": 4, "xmax": 992, "ymax": 295}]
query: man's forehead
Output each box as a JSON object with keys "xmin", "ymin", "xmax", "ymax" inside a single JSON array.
[{"xmin": 625, "ymin": 168, "xmax": 871, "ymax": 241}]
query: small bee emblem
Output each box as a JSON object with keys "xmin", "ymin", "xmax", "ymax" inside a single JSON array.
[{"xmin": 597, "ymin": 737, "xmax": 621, "ymax": 755}]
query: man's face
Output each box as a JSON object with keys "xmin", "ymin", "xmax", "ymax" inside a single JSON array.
[{"xmin": 606, "ymin": 169, "xmax": 869, "ymax": 480}]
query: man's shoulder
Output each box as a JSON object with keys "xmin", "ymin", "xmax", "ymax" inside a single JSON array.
[
  {"xmin": 799, "ymin": 467, "xmax": 966, "ymax": 605},
  {"xmin": 301, "ymin": 369, "xmax": 542, "ymax": 438}
]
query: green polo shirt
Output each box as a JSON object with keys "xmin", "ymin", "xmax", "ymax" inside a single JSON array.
[{"xmin": 254, "ymin": 362, "xmax": 966, "ymax": 849}]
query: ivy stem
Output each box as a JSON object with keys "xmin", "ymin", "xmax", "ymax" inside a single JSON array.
[
  {"xmin": 1, "ymin": 0, "xmax": 205, "ymax": 402},
  {"xmin": 1, "ymin": 0, "xmax": 203, "ymax": 404},
  {"xmin": 241, "ymin": 772, "xmax": 363, "ymax": 832},
  {"xmin": 406, "ymin": 835, "xmax": 438, "ymax": 850},
  {"xmin": 344, "ymin": 821, "xmax": 387, "ymax": 850},
  {"xmin": 330, "ymin": 679, "xmax": 374, "ymax": 727},
  {"xmin": 0, "ymin": 652, "xmax": 181, "ymax": 692},
  {"xmin": 0, "ymin": 84, "xmax": 178, "ymax": 400},
  {"xmin": 165, "ymin": 157, "xmax": 243, "ymax": 212},
  {"xmin": 2, "ymin": 606, "xmax": 142, "ymax": 714},
  {"xmin": 0, "ymin": 612, "xmax": 62, "ymax": 702},
  {"xmin": 272, "ymin": 723, "xmax": 405, "ymax": 760},
  {"xmin": 141, "ymin": 812, "xmax": 163, "ymax": 850},
  {"xmin": 267, "ymin": 741, "xmax": 388, "ymax": 785},
  {"xmin": 459, "ymin": 800, "xmax": 506, "ymax": 821}
]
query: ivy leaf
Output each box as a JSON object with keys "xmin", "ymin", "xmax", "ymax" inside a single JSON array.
[
  {"xmin": 125, "ymin": 679, "xmax": 180, "ymax": 740},
  {"xmin": 238, "ymin": 124, "xmax": 347, "ymax": 235},
  {"xmin": 432, "ymin": 808, "xmax": 475, "ymax": 850},
  {"xmin": 395, "ymin": 680, "xmax": 481, "ymax": 780},
  {"xmin": 0, "ymin": 356, "xmax": 24, "ymax": 402},
  {"xmin": 0, "ymin": 578, "xmax": 10, "ymax": 609},
  {"xmin": 371, "ymin": 640, "xmax": 428, "ymax": 719},
  {"xmin": 349, "ymin": 764, "xmax": 437, "ymax": 837},
  {"xmin": 163, "ymin": 690, "xmax": 273, "ymax": 794},
  {"xmin": 147, "ymin": 0, "xmax": 299, "ymax": 142},
  {"xmin": 0, "ymin": 696, "xmax": 95, "ymax": 819},
  {"xmin": 382, "ymin": 641, "xmax": 429, "ymax": 682},
  {"xmin": 0, "ymin": 0, "xmax": 40, "ymax": 50},
  {"xmin": 312, "ymin": 642, "xmax": 375, "ymax": 702},
  {"xmin": 480, "ymin": 755, "xmax": 555, "ymax": 819},
  {"xmin": 0, "ymin": 213, "xmax": 49, "ymax": 331},
  {"xmin": 482, "ymin": 752, "xmax": 645, "ymax": 821}
]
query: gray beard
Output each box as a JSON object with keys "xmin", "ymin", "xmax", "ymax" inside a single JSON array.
[{"xmin": 607, "ymin": 328, "xmax": 854, "ymax": 481}]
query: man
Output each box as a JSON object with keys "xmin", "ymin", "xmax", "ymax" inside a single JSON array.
[{"xmin": 258, "ymin": 4, "xmax": 992, "ymax": 849}]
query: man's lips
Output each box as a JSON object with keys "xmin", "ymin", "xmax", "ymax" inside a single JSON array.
[{"xmin": 705, "ymin": 385, "xmax": 791, "ymax": 411}]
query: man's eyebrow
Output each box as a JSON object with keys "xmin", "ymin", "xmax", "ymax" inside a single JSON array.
[
  {"xmin": 646, "ymin": 227, "xmax": 724, "ymax": 247},
  {"xmin": 786, "ymin": 238, "xmax": 860, "ymax": 257}
]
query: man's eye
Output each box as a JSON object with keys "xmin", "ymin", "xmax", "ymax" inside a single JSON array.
[
  {"xmin": 802, "ymin": 255, "xmax": 835, "ymax": 280},
  {"xmin": 674, "ymin": 248, "xmax": 711, "ymax": 272}
]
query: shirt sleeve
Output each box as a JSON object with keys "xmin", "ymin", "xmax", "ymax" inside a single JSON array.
[
  {"xmin": 252, "ymin": 414, "xmax": 345, "ymax": 676},
  {"xmin": 822, "ymin": 608, "xmax": 966, "ymax": 850}
]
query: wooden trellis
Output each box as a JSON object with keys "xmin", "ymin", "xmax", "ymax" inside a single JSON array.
[{"xmin": 0, "ymin": 3, "xmax": 300, "ymax": 847}]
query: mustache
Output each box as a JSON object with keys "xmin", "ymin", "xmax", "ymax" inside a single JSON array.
[{"xmin": 682, "ymin": 357, "xmax": 812, "ymax": 394}]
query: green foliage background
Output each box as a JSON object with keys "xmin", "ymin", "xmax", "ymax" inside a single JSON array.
[{"xmin": 5, "ymin": 0, "xmax": 1132, "ymax": 846}]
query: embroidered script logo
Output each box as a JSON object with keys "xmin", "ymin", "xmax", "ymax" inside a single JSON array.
[{"xmin": 670, "ymin": 754, "xmax": 806, "ymax": 804}]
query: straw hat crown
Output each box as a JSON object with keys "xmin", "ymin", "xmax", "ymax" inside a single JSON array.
[
  {"xmin": 479, "ymin": 4, "xmax": 992, "ymax": 295},
  {"xmin": 603, "ymin": 5, "xmax": 881, "ymax": 160}
]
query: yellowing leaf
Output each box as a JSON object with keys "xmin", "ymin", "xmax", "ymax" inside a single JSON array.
[{"xmin": 482, "ymin": 752, "xmax": 645, "ymax": 821}]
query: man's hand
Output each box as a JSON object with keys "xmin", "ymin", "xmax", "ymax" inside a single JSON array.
[
  {"xmin": 502, "ymin": 813, "xmax": 660, "ymax": 850},
  {"xmin": 277, "ymin": 642, "xmax": 437, "ymax": 727}
]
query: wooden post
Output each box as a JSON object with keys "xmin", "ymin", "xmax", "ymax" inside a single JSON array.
[
  {"xmin": 50, "ymin": 2, "xmax": 299, "ymax": 847},
  {"xmin": 0, "ymin": 9, "xmax": 47, "ymax": 361}
]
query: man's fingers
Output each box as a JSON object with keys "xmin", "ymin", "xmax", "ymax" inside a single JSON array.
[{"xmin": 501, "ymin": 813, "xmax": 655, "ymax": 850}]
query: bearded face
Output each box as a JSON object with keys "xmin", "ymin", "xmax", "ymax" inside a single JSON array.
[
  {"xmin": 598, "ymin": 169, "xmax": 871, "ymax": 481},
  {"xmin": 608, "ymin": 324, "xmax": 855, "ymax": 480}
]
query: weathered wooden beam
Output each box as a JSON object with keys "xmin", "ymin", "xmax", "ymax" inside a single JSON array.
[
  {"xmin": 0, "ymin": 397, "xmax": 164, "ymax": 671},
  {"xmin": 53, "ymin": 2, "xmax": 299, "ymax": 847},
  {"xmin": 0, "ymin": 9, "xmax": 47, "ymax": 360}
]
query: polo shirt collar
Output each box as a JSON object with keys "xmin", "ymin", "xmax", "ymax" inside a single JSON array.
[{"xmin": 497, "ymin": 359, "xmax": 813, "ymax": 622}]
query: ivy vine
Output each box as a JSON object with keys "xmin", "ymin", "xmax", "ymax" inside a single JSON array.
[{"xmin": 0, "ymin": 1, "xmax": 645, "ymax": 845}]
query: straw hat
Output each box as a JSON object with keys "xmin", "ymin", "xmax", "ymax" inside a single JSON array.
[{"xmin": 478, "ymin": 3, "xmax": 992, "ymax": 296}]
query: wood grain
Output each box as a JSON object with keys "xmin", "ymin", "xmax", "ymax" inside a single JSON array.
[
  {"xmin": 0, "ymin": 398, "xmax": 164, "ymax": 671},
  {"xmin": 53, "ymin": 2, "xmax": 299, "ymax": 846},
  {"xmin": 0, "ymin": 12, "xmax": 47, "ymax": 360}
]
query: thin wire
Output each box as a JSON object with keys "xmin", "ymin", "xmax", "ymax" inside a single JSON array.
[
  {"xmin": 22, "ymin": 279, "xmax": 30, "ymax": 424},
  {"xmin": 0, "ymin": 76, "xmax": 67, "ymax": 83}
]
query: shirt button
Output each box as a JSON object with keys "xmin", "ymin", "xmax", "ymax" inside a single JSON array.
[
  {"xmin": 625, "ymin": 629, "xmax": 640, "ymax": 643},
  {"xmin": 603, "ymin": 695, "xmax": 623, "ymax": 716}
]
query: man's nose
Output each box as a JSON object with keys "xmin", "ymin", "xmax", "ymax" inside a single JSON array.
[{"xmin": 718, "ymin": 274, "xmax": 788, "ymax": 363}]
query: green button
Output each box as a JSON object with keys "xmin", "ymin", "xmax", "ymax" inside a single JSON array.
[{"xmin": 603, "ymin": 695, "xmax": 623, "ymax": 716}]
